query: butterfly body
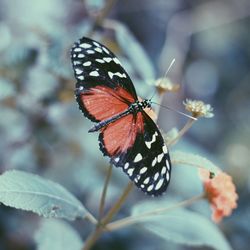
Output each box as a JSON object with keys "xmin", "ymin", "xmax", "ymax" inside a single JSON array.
[
  {"xmin": 71, "ymin": 37, "xmax": 171, "ymax": 196},
  {"xmin": 88, "ymin": 99, "xmax": 152, "ymax": 132}
]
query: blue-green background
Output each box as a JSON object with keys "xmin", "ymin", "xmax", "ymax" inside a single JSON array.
[{"xmin": 0, "ymin": 0, "xmax": 249, "ymax": 249}]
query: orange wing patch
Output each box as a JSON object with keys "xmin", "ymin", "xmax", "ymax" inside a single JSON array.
[
  {"xmin": 81, "ymin": 85, "xmax": 135, "ymax": 121},
  {"xmin": 100, "ymin": 112, "xmax": 144, "ymax": 156}
]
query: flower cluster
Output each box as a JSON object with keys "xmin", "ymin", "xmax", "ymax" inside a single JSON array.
[
  {"xmin": 154, "ymin": 78, "xmax": 180, "ymax": 95},
  {"xmin": 199, "ymin": 169, "xmax": 238, "ymax": 223},
  {"xmin": 183, "ymin": 99, "xmax": 214, "ymax": 118}
]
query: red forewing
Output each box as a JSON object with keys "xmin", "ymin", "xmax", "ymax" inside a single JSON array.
[{"xmin": 77, "ymin": 84, "xmax": 135, "ymax": 122}]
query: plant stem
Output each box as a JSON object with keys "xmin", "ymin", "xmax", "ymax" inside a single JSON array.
[
  {"xmin": 155, "ymin": 93, "xmax": 164, "ymax": 121},
  {"xmin": 168, "ymin": 118, "xmax": 196, "ymax": 146},
  {"xmin": 98, "ymin": 164, "xmax": 113, "ymax": 220},
  {"xmin": 83, "ymin": 182, "xmax": 134, "ymax": 250},
  {"xmin": 86, "ymin": 212, "xmax": 98, "ymax": 225},
  {"xmin": 101, "ymin": 182, "xmax": 133, "ymax": 225},
  {"xmin": 88, "ymin": 0, "xmax": 117, "ymax": 37},
  {"xmin": 106, "ymin": 193, "xmax": 205, "ymax": 231}
]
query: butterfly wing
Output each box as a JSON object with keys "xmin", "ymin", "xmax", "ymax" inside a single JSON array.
[
  {"xmin": 71, "ymin": 37, "xmax": 138, "ymax": 122},
  {"xmin": 71, "ymin": 37, "xmax": 171, "ymax": 195},
  {"xmin": 99, "ymin": 111, "xmax": 171, "ymax": 196}
]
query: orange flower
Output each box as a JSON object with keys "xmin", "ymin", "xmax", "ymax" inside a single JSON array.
[{"xmin": 199, "ymin": 169, "xmax": 238, "ymax": 223}]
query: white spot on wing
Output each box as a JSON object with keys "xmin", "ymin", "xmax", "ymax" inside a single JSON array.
[
  {"xmin": 134, "ymin": 175, "xmax": 140, "ymax": 183},
  {"xmin": 161, "ymin": 167, "xmax": 167, "ymax": 175},
  {"xmin": 78, "ymin": 54, "xmax": 84, "ymax": 58},
  {"xmin": 108, "ymin": 72, "xmax": 113, "ymax": 79},
  {"xmin": 108, "ymin": 71, "xmax": 126, "ymax": 79},
  {"xmin": 114, "ymin": 157, "xmax": 119, "ymax": 162},
  {"xmin": 103, "ymin": 57, "xmax": 112, "ymax": 63},
  {"xmin": 157, "ymin": 153, "xmax": 164, "ymax": 163},
  {"xmin": 75, "ymin": 69, "xmax": 83, "ymax": 74},
  {"xmin": 134, "ymin": 153, "xmax": 143, "ymax": 163},
  {"xmin": 74, "ymin": 48, "xmax": 82, "ymax": 52},
  {"xmin": 166, "ymin": 172, "xmax": 170, "ymax": 181},
  {"xmin": 162, "ymin": 145, "xmax": 168, "ymax": 154},
  {"xmin": 102, "ymin": 47, "xmax": 110, "ymax": 54},
  {"xmin": 147, "ymin": 184, "xmax": 154, "ymax": 192},
  {"xmin": 113, "ymin": 58, "xmax": 121, "ymax": 64},
  {"xmin": 96, "ymin": 59, "xmax": 105, "ymax": 63},
  {"xmin": 77, "ymin": 76, "xmax": 84, "ymax": 80},
  {"xmin": 86, "ymin": 49, "xmax": 95, "ymax": 54},
  {"xmin": 155, "ymin": 179, "xmax": 164, "ymax": 190},
  {"xmin": 152, "ymin": 157, "xmax": 157, "ymax": 167},
  {"xmin": 145, "ymin": 141, "xmax": 151, "ymax": 149},
  {"xmin": 166, "ymin": 160, "xmax": 170, "ymax": 170},
  {"xmin": 80, "ymin": 43, "xmax": 92, "ymax": 48},
  {"xmin": 143, "ymin": 177, "xmax": 150, "ymax": 184},
  {"xmin": 139, "ymin": 167, "xmax": 147, "ymax": 174},
  {"xmin": 145, "ymin": 132, "xmax": 158, "ymax": 149},
  {"xmin": 89, "ymin": 71, "xmax": 99, "ymax": 76},
  {"xmin": 127, "ymin": 168, "xmax": 134, "ymax": 176},
  {"xmin": 94, "ymin": 47, "xmax": 102, "ymax": 53},
  {"xmin": 154, "ymin": 172, "xmax": 159, "ymax": 180},
  {"xmin": 83, "ymin": 61, "xmax": 91, "ymax": 66},
  {"xmin": 73, "ymin": 61, "xmax": 81, "ymax": 65},
  {"xmin": 124, "ymin": 162, "xmax": 129, "ymax": 169},
  {"xmin": 93, "ymin": 41, "xmax": 100, "ymax": 47}
]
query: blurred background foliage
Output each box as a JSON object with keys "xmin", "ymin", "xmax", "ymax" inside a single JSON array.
[{"xmin": 0, "ymin": 0, "xmax": 249, "ymax": 249}]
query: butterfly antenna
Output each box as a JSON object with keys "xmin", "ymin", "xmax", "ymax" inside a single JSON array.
[
  {"xmin": 149, "ymin": 59, "xmax": 176, "ymax": 101},
  {"xmin": 151, "ymin": 101, "xmax": 197, "ymax": 120}
]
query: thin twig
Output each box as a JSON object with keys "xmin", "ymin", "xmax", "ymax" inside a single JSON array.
[
  {"xmin": 101, "ymin": 181, "xmax": 134, "ymax": 225},
  {"xmin": 85, "ymin": 212, "xmax": 98, "ymax": 225},
  {"xmin": 168, "ymin": 118, "xmax": 196, "ymax": 146},
  {"xmin": 155, "ymin": 93, "xmax": 164, "ymax": 121},
  {"xmin": 106, "ymin": 193, "xmax": 205, "ymax": 231},
  {"xmin": 83, "ymin": 182, "xmax": 134, "ymax": 250},
  {"xmin": 98, "ymin": 164, "xmax": 113, "ymax": 220}
]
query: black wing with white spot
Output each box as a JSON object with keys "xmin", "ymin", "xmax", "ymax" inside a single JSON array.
[
  {"xmin": 104, "ymin": 111, "xmax": 171, "ymax": 196},
  {"xmin": 71, "ymin": 37, "xmax": 138, "ymax": 100}
]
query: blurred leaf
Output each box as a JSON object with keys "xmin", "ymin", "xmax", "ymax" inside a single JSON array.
[
  {"xmin": 171, "ymin": 151, "xmax": 219, "ymax": 173},
  {"xmin": 25, "ymin": 65, "xmax": 58, "ymax": 100},
  {"xmin": 0, "ymin": 107, "xmax": 29, "ymax": 143},
  {"xmin": 114, "ymin": 21, "xmax": 155, "ymax": 81},
  {"xmin": 85, "ymin": 0, "xmax": 105, "ymax": 11},
  {"xmin": 6, "ymin": 144, "xmax": 37, "ymax": 171},
  {"xmin": 0, "ymin": 170, "xmax": 87, "ymax": 220},
  {"xmin": 132, "ymin": 200, "xmax": 232, "ymax": 250},
  {"xmin": 0, "ymin": 78, "xmax": 16, "ymax": 100},
  {"xmin": 35, "ymin": 219, "xmax": 83, "ymax": 250}
]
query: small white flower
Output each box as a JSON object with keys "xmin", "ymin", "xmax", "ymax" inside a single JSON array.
[
  {"xmin": 154, "ymin": 78, "xmax": 180, "ymax": 94},
  {"xmin": 183, "ymin": 99, "xmax": 214, "ymax": 118}
]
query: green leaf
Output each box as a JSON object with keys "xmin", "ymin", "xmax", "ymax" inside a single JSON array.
[
  {"xmin": 132, "ymin": 200, "xmax": 232, "ymax": 250},
  {"xmin": 171, "ymin": 151, "xmax": 219, "ymax": 173},
  {"xmin": 0, "ymin": 170, "xmax": 87, "ymax": 220},
  {"xmin": 35, "ymin": 219, "xmax": 83, "ymax": 250}
]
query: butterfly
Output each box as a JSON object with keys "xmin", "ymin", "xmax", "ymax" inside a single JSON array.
[{"xmin": 71, "ymin": 37, "xmax": 171, "ymax": 196}]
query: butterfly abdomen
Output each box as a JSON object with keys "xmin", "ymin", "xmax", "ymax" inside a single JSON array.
[{"xmin": 88, "ymin": 99, "xmax": 152, "ymax": 132}]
